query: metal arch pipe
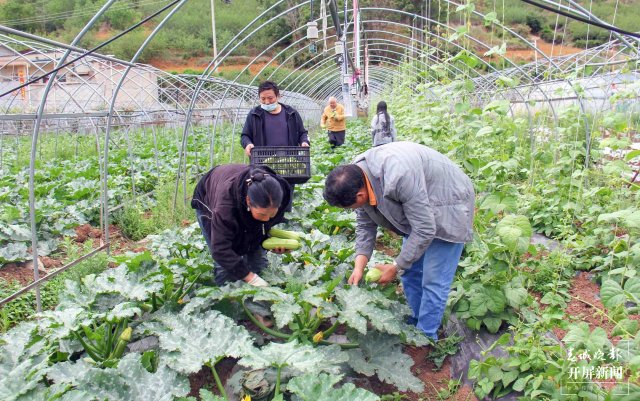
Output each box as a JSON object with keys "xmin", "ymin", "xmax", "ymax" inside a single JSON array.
[
  {"xmin": 184, "ymin": 0, "xmax": 548, "ymax": 148},
  {"xmin": 360, "ymin": 3, "xmax": 592, "ymax": 115},
  {"xmin": 181, "ymin": 0, "xmax": 305, "ymax": 135},
  {"xmin": 0, "ymin": 35, "xmax": 113, "ymax": 116},
  {"xmin": 284, "ymin": 53, "xmax": 426, "ymax": 107},
  {"xmin": 357, "ymin": 19, "xmax": 503, "ymax": 76},
  {"xmin": 177, "ymin": 0, "xmax": 312, "ymax": 204},
  {"xmin": 0, "ymin": 33, "xmax": 192, "ymax": 121},
  {"xmin": 358, "ymin": 16, "xmax": 556, "ymax": 141},
  {"xmin": 258, "ymin": 15, "xmax": 505, "ymax": 97},
  {"xmin": 268, "ymin": 30, "xmax": 481, "ymax": 95},
  {"xmin": 536, "ymin": 0, "xmax": 639, "ymax": 48},
  {"xmin": 269, "ymin": 37, "xmax": 455, "ymax": 103},
  {"xmin": 287, "ymin": 60, "xmax": 401, "ymax": 102},
  {"xmin": 254, "ymin": 19, "xmax": 534, "ymax": 121},
  {"xmin": 308, "ymin": 61, "xmax": 422, "ymax": 101},
  {"xmin": 357, "ymin": 10, "xmax": 558, "ymax": 128},
  {"xmin": 288, "ymin": 51, "xmax": 532, "ymax": 153},
  {"xmin": 278, "ymin": 30, "xmax": 479, "ymax": 99},
  {"xmin": 27, "ymin": 0, "xmax": 118, "ymax": 312},
  {"xmin": 281, "ymin": 57, "xmax": 439, "ymax": 114},
  {"xmin": 359, "ymin": 7, "xmax": 535, "ymax": 74},
  {"xmin": 289, "ymin": 41, "xmax": 502, "ymax": 114},
  {"xmin": 188, "ymin": 0, "xmax": 528, "ymax": 139},
  {"xmin": 359, "ymin": 35, "xmax": 478, "ymax": 78},
  {"xmin": 417, "ymin": 2, "xmax": 594, "ymax": 157},
  {"xmin": 302, "ymin": 63, "xmax": 423, "ymax": 117},
  {"xmin": 102, "ymin": 0, "xmax": 188, "ymax": 251},
  {"xmin": 0, "ymin": 25, "xmax": 138, "ymax": 68},
  {"xmin": 290, "ymin": 47, "xmax": 430, "ymax": 97}
]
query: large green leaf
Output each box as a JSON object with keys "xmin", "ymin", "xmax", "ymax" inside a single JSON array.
[
  {"xmin": 601, "ymin": 278, "xmax": 640, "ymax": 309},
  {"xmin": 0, "ymin": 322, "xmax": 41, "ymax": 366},
  {"xmin": 483, "ymin": 99, "xmax": 510, "ymax": 115},
  {"xmin": 0, "ymin": 356, "xmax": 49, "ymax": 401},
  {"xmin": 562, "ymin": 323, "xmax": 611, "ymax": 354},
  {"xmin": 483, "ymin": 317, "xmax": 503, "ymax": 334},
  {"xmin": 0, "ymin": 241, "xmax": 29, "ymax": 263},
  {"xmin": 612, "ymin": 319, "xmax": 639, "ymax": 337},
  {"xmin": 480, "ymin": 193, "xmax": 517, "ymax": 214},
  {"xmin": 0, "ymin": 224, "xmax": 31, "ymax": 241},
  {"xmin": 286, "ymin": 373, "xmax": 380, "ymax": 401},
  {"xmin": 0, "ymin": 323, "xmax": 49, "ymax": 400},
  {"xmin": 598, "ymin": 209, "xmax": 640, "ymax": 230},
  {"xmin": 117, "ymin": 353, "xmax": 190, "ymax": 400},
  {"xmin": 239, "ymin": 341, "xmax": 346, "ymax": 375},
  {"xmin": 262, "ymin": 260, "xmax": 327, "ymax": 285},
  {"xmin": 503, "ymin": 281, "xmax": 528, "ymax": 309},
  {"xmin": 89, "ymin": 265, "xmax": 163, "ymax": 301},
  {"xmin": 346, "ymin": 331, "xmax": 423, "ymax": 392},
  {"xmin": 334, "ymin": 287, "xmax": 401, "ymax": 335},
  {"xmin": 198, "ymin": 389, "xmax": 227, "ymax": 401},
  {"xmin": 47, "ymin": 353, "xmax": 189, "ymax": 400},
  {"xmin": 141, "ymin": 308, "xmax": 253, "ymax": 374},
  {"xmin": 469, "ymin": 287, "xmax": 507, "ymax": 316},
  {"xmin": 600, "ymin": 279, "xmax": 627, "ymax": 309},
  {"xmin": 495, "ymin": 215, "xmax": 532, "ymax": 252},
  {"xmin": 57, "ymin": 280, "xmax": 98, "ymax": 310},
  {"xmin": 193, "ymin": 282, "xmax": 256, "ymax": 303},
  {"xmin": 13, "ymin": 383, "xmax": 74, "ymax": 401},
  {"xmin": 271, "ymin": 302, "xmax": 303, "ymax": 329},
  {"xmin": 39, "ymin": 307, "xmax": 92, "ymax": 342},
  {"xmin": 299, "ymin": 285, "xmax": 330, "ymax": 308}
]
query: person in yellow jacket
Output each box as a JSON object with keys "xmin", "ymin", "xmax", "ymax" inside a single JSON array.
[{"xmin": 320, "ymin": 97, "xmax": 346, "ymax": 149}]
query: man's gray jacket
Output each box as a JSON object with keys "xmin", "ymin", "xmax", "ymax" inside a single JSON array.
[{"xmin": 353, "ymin": 142, "xmax": 475, "ymax": 270}]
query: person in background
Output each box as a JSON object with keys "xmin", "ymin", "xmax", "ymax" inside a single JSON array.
[
  {"xmin": 241, "ymin": 80, "xmax": 310, "ymax": 155},
  {"xmin": 322, "ymin": 142, "xmax": 475, "ymax": 340},
  {"xmin": 370, "ymin": 101, "xmax": 397, "ymax": 147},
  {"xmin": 320, "ymin": 96, "xmax": 346, "ymax": 149},
  {"xmin": 241, "ymin": 81, "xmax": 309, "ymax": 211},
  {"xmin": 191, "ymin": 165, "xmax": 291, "ymax": 286}
]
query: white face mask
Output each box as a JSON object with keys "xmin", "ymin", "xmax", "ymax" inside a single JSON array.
[{"xmin": 261, "ymin": 102, "xmax": 278, "ymax": 112}]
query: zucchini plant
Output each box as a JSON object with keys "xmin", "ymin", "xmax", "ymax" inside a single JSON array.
[{"xmin": 73, "ymin": 318, "xmax": 132, "ymax": 367}]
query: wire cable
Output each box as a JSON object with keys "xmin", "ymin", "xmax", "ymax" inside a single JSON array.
[
  {"xmin": 520, "ymin": 0, "xmax": 640, "ymax": 39},
  {"xmin": 0, "ymin": 0, "xmax": 181, "ymax": 99}
]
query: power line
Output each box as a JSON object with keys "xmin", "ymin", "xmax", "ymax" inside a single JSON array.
[
  {"xmin": 0, "ymin": 0, "xmax": 182, "ymax": 99},
  {"xmin": 520, "ymin": 0, "xmax": 640, "ymax": 39}
]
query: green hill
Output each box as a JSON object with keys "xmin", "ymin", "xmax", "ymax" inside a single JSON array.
[{"xmin": 0, "ymin": 0, "xmax": 636, "ymax": 67}]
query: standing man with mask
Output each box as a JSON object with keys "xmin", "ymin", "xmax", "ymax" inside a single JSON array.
[
  {"xmin": 322, "ymin": 142, "xmax": 475, "ymax": 340},
  {"xmin": 241, "ymin": 81, "xmax": 310, "ymax": 211},
  {"xmin": 320, "ymin": 96, "xmax": 346, "ymax": 149}
]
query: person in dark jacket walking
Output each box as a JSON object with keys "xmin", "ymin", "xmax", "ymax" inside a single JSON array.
[
  {"xmin": 241, "ymin": 81, "xmax": 309, "ymax": 212},
  {"xmin": 191, "ymin": 164, "xmax": 291, "ymax": 286}
]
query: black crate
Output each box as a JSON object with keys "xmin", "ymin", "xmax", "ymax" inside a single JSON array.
[{"xmin": 250, "ymin": 146, "xmax": 311, "ymax": 184}]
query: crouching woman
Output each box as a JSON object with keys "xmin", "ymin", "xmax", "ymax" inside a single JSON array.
[{"xmin": 191, "ymin": 165, "xmax": 290, "ymax": 286}]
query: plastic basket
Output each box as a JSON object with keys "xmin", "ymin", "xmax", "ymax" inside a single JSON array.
[{"xmin": 250, "ymin": 146, "xmax": 311, "ymax": 184}]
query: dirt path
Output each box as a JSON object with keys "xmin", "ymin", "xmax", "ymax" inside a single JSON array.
[
  {"xmin": 147, "ymin": 56, "xmax": 277, "ymax": 75},
  {"xmin": 503, "ymin": 36, "xmax": 586, "ymax": 62}
]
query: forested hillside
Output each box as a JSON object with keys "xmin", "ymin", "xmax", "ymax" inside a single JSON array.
[{"xmin": 0, "ymin": 0, "xmax": 637, "ymax": 68}]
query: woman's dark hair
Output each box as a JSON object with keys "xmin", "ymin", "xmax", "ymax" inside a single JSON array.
[
  {"xmin": 376, "ymin": 101, "xmax": 390, "ymax": 130},
  {"xmin": 258, "ymin": 81, "xmax": 280, "ymax": 97},
  {"xmin": 247, "ymin": 168, "xmax": 283, "ymax": 208},
  {"xmin": 323, "ymin": 165, "xmax": 365, "ymax": 207}
]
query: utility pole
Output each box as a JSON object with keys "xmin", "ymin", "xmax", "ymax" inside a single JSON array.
[{"xmin": 210, "ymin": 0, "xmax": 218, "ymax": 70}]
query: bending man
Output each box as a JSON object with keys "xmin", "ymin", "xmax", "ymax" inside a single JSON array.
[{"xmin": 323, "ymin": 142, "xmax": 475, "ymax": 340}]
